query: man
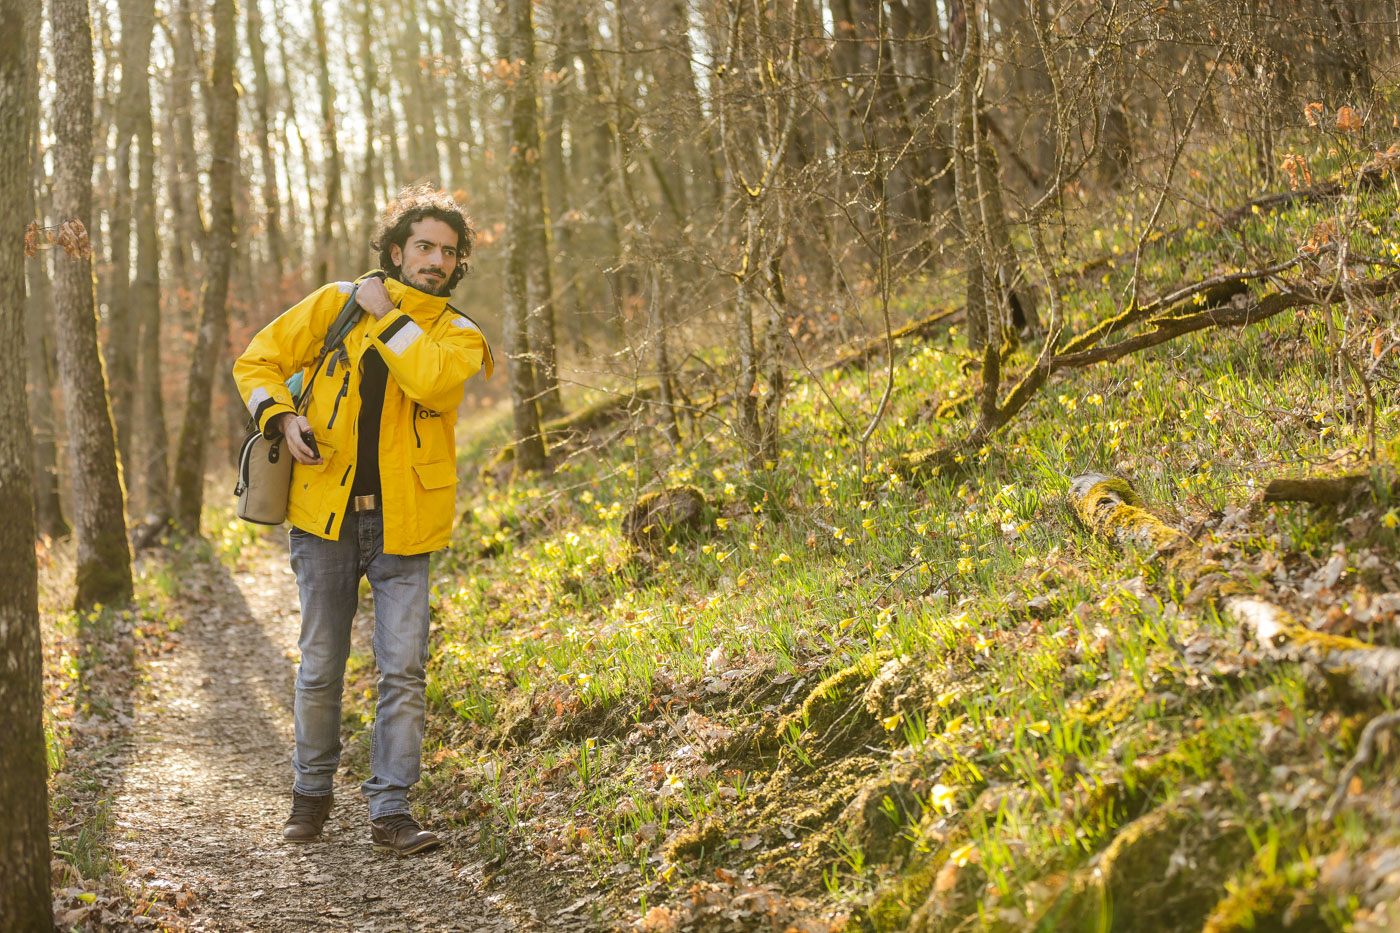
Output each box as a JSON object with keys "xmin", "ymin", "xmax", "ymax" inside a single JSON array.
[{"xmin": 233, "ymin": 186, "xmax": 493, "ymax": 855}]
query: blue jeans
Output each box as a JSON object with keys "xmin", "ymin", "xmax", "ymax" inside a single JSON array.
[{"xmin": 288, "ymin": 509, "xmax": 431, "ymax": 819}]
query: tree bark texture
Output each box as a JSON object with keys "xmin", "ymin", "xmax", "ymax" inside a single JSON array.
[
  {"xmin": 104, "ymin": 0, "xmax": 154, "ymax": 486},
  {"xmin": 246, "ymin": 0, "xmax": 286, "ymax": 283},
  {"xmin": 506, "ymin": 0, "xmax": 562, "ymax": 420},
  {"xmin": 949, "ymin": 0, "xmax": 990, "ymax": 350},
  {"xmin": 311, "ymin": 0, "xmax": 344, "ymax": 282},
  {"xmin": 169, "ymin": 0, "xmax": 209, "ymax": 269},
  {"xmin": 501, "ymin": 0, "xmax": 547, "ymax": 472},
  {"xmin": 172, "ymin": 0, "xmax": 237, "ymax": 533},
  {"xmin": 26, "ymin": 67, "xmax": 70, "ymax": 540},
  {"xmin": 0, "ymin": 0, "xmax": 52, "ymax": 926},
  {"xmin": 135, "ymin": 36, "xmax": 169, "ymax": 519},
  {"xmin": 541, "ymin": 0, "xmax": 585, "ymax": 354},
  {"xmin": 50, "ymin": 0, "xmax": 134, "ymax": 609},
  {"xmin": 355, "ymin": 0, "xmax": 380, "ymax": 257}
]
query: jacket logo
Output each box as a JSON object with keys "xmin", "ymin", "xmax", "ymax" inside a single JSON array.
[{"xmin": 416, "ymin": 408, "xmax": 442, "ymax": 419}]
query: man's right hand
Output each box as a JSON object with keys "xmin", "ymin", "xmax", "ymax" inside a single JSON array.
[{"xmin": 276, "ymin": 412, "xmax": 323, "ymax": 465}]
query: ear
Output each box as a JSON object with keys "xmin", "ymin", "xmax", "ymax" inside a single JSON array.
[{"xmin": 390, "ymin": 242, "xmax": 404, "ymax": 269}]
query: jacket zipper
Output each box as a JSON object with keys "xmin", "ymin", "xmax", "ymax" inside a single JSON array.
[
  {"xmin": 412, "ymin": 402, "xmax": 421, "ymax": 448},
  {"xmin": 326, "ymin": 372, "xmax": 350, "ymax": 430}
]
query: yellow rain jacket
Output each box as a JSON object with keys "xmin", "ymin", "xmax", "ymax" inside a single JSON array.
[{"xmin": 232, "ymin": 273, "xmax": 493, "ymax": 555}]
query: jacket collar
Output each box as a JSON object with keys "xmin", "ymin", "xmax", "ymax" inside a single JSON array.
[{"xmin": 383, "ymin": 274, "xmax": 450, "ymax": 322}]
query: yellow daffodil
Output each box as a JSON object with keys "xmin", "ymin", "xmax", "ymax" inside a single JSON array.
[{"xmin": 948, "ymin": 842, "xmax": 978, "ymax": 866}]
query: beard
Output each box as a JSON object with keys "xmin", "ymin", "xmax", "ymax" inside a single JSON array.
[{"xmin": 401, "ymin": 266, "xmax": 450, "ymax": 296}]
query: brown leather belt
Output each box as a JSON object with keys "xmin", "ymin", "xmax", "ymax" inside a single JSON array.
[{"xmin": 352, "ymin": 494, "xmax": 379, "ymax": 512}]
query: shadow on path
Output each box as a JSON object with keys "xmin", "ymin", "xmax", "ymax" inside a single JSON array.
[{"xmin": 110, "ymin": 532, "xmax": 534, "ymax": 932}]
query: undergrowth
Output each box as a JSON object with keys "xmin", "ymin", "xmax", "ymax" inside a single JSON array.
[{"xmin": 360, "ymin": 121, "xmax": 1400, "ymax": 931}]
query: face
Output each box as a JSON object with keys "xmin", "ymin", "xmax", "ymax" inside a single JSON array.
[{"xmin": 390, "ymin": 217, "xmax": 461, "ymax": 296}]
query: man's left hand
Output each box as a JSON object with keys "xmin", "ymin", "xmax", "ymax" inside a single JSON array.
[{"xmin": 357, "ymin": 276, "xmax": 395, "ymax": 319}]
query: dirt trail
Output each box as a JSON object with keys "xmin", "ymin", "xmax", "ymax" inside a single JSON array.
[{"xmin": 110, "ymin": 537, "xmax": 537, "ymax": 932}]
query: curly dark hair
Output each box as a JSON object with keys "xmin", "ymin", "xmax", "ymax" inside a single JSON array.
[{"xmin": 370, "ymin": 185, "xmax": 476, "ymax": 291}]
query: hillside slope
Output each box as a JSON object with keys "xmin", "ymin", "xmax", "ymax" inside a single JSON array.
[{"xmin": 361, "ymin": 141, "xmax": 1400, "ymax": 932}]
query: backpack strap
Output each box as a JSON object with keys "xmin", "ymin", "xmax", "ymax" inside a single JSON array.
[{"xmin": 292, "ymin": 271, "xmax": 386, "ymax": 417}]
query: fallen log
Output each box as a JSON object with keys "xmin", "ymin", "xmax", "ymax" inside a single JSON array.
[
  {"xmin": 1067, "ymin": 472, "xmax": 1400, "ymax": 703},
  {"xmin": 1261, "ymin": 474, "xmax": 1369, "ymax": 505},
  {"xmin": 821, "ymin": 305, "xmax": 964, "ymax": 373},
  {"xmin": 483, "ymin": 383, "xmax": 663, "ymax": 479}
]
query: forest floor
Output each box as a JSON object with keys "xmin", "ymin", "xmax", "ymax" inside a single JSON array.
[
  {"xmin": 41, "ymin": 528, "xmax": 568, "ymax": 932},
  {"xmin": 40, "ymin": 133, "xmax": 1400, "ymax": 933}
]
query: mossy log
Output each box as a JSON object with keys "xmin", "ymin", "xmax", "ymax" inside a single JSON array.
[
  {"xmin": 619, "ymin": 485, "xmax": 707, "ymax": 552},
  {"xmin": 1068, "ymin": 472, "xmax": 1400, "ymax": 702},
  {"xmin": 1041, "ymin": 802, "xmax": 1250, "ymax": 933}
]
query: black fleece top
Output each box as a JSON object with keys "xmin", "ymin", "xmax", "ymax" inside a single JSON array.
[{"xmin": 350, "ymin": 348, "xmax": 388, "ymax": 499}]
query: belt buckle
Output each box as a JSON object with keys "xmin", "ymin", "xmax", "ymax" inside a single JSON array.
[{"xmin": 353, "ymin": 494, "xmax": 377, "ymax": 512}]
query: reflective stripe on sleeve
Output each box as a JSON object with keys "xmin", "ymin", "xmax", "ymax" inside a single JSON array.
[
  {"xmin": 384, "ymin": 320, "xmax": 424, "ymax": 355},
  {"xmin": 247, "ymin": 386, "xmax": 271, "ymax": 417}
]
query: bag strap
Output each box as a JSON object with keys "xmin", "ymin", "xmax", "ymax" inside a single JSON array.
[{"xmin": 292, "ymin": 271, "xmax": 386, "ymax": 417}]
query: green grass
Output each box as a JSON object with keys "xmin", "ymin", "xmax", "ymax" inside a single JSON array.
[{"xmin": 345, "ymin": 125, "xmax": 1400, "ymax": 930}]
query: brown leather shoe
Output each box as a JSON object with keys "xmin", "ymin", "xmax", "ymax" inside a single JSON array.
[
  {"xmin": 370, "ymin": 813, "xmax": 442, "ymax": 855},
  {"xmin": 283, "ymin": 791, "xmax": 333, "ymax": 842}
]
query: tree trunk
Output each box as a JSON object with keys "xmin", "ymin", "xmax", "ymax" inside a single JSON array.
[
  {"xmin": 502, "ymin": 0, "xmax": 547, "ymax": 471},
  {"xmin": 0, "ymin": 0, "xmax": 52, "ymax": 919},
  {"xmin": 135, "ymin": 86, "xmax": 169, "ymax": 521},
  {"xmin": 541, "ymin": 0, "xmax": 586, "ymax": 355},
  {"xmin": 949, "ymin": 0, "xmax": 991, "ymax": 350},
  {"xmin": 311, "ymin": 0, "xmax": 344, "ymax": 282},
  {"xmin": 50, "ymin": 0, "xmax": 134, "ymax": 609},
  {"xmin": 355, "ymin": 0, "xmax": 380, "ymax": 256},
  {"xmin": 570, "ymin": 14, "xmax": 627, "ymax": 312},
  {"xmin": 247, "ymin": 0, "xmax": 285, "ymax": 283},
  {"xmin": 402, "ymin": 5, "xmax": 442, "ymax": 184},
  {"xmin": 26, "ymin": 126, "xmax": 70, "ymax": 540},
  {"xmin": 975, "ymin": 134, "xmax": 1039, "ymax": 337},
  {"xmin": 435, "ymin": 0, "xmax": 466, "ymax": 190},
  {"xmin": 272, "ymin": 0, "xmax": 314, "ymax": 266},
  {"xmin": 649, "ymin": 268, "xmax": 681, "ymax": 445},
  {"xmin": 104, "ymin": 0, "xmax": 155, "ymax": 488},
  {"xmin": 506, "ymin": 0, "xmax": 562, "ymax": 419},
  {"xmin": 172, "ymin": 0, "xmax": 237, "ymax": 534},
  {"xmin": 170, "ymin": 0, "xmax": 209, "ymax": 263},
  {"xmin": 160, "ymin": 64, "xmax": 189, "ymax": 279},
  {"xmin": 735, "ymin": 200, "xmax": 762, "ymax": 460}
]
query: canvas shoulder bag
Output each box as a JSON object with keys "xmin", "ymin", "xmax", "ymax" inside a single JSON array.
[{"xmin": 234, "ymin": 274, "xmax": 380, "ymax": 524}]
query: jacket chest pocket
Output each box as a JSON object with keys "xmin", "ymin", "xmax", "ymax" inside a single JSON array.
[{"xmin": 411, "ymin": 402, "xmax": 451, "ymax": 461}]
